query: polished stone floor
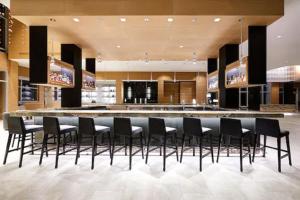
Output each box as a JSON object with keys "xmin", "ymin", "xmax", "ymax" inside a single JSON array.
[{"xmin": 0, "ymin": 115, "xmax": 300, "ymax": 200}]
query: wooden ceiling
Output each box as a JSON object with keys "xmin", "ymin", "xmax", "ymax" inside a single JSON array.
[
  {"xmin": 9, "ymin": 0, "xmax": 283, "ymax": 61},
  {"xmin": 10, "ymin": 15, "xmax": 280, "ymax": 61}
]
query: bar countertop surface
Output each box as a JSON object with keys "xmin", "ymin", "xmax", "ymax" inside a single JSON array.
[{"xmin": 9, "ymin": 109, "xmax": 284, "ymax": 118}]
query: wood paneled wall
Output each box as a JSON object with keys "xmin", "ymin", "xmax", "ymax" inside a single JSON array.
[
  {"xmin": 96, "ymin": 72, "xmax": 207, "ymax": 104},
  {"xmin": 7, "ymin": 61, "xmax": 19, "ymax": 112},
  {"xmin": 271, "ymin": 82, "xmax": 280, "ymax": 104},
  {"xmin": 11, "ymin": 0, "xmax": 284, "ymax": 16}
]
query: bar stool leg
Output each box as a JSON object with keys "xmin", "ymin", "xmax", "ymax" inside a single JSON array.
[
  {"xmin": 124, "ymin": 136, "xmax": 127, "ymax": 156},
  {"xmin": 216, "ymin": 134, "xmax": 222, "ymax": 163},
  {"xmin": 11, "ymin": 134, "xmax": 16, "ymax": 148},
  {"xmin": 175, "ymin": 132, "xmax": 179, "ymax": 162},
  {"xmin": 286, "ymin": 135, "xmax": 292, "ymax": 166},
  {"xmin": 91, "ymin": 135, "xmax": 96, "ymax": 170},
  {"xmin": 180, "ymin": 134, "xmax": 185, "ymax": 163},
  {"xmin": 277, "ymin": 137, "xmax": 281, "ymax": 172},
  {"xmin": 163, "ymin": 135, "xmax": 166, "ymax": 171},
  {"xmin": 75, "ymin": 135, "xmax": 81, "ymax": 165},
  {"xmin": 108, "ymin": 132, "xmax": 112, "ymax": 160},
  {"xmin": 3, "ymin": 133, "xmax": 13, "ymax": 165},
  {"xmin": 110, "ymin": 136, "xmax": 115, "ymax": 165},
  {"xmin": 31, "ymin": 132, "xmax": 34, "ymax": 155},
  {"xmin": 248, "ymin": 142, "xmax": 252, "ymax": 164},
  {"xmin": 192, "ymin": 136, "xmax": 195, "ymax": 157},
  {"xmin": 240, "ymin": 138, "xmax": 243, "ymax": 172},
  {"xmin": 199, "ymin": 136, "xmax": 203, "ymax": 172},
  {"xmin": 252, "ymin": 134, "xmax": 258, "ymax": 162},
  {"xmin": 63, "ymin": 133, "xmax": 66, "ymax": 155},
  {"xmin": 145, "ymin": 135, "xmax": 151, "ymax": 164},
  {"xmin": 129, "ymin": 136, "xmax": 133, "ymax": 170},
  {"xmin": 209, "ymin": 134, "xmax": 214, "ymax": 163},
  {"xmin": 39, "ymin": 133, "xmax": 48, "ymax": 165},
  {"xmin": 55, "ymin": 134, "xmax": 61, "ymax": 169},
  {"xmin": 140, "ymin": 132, "xmax": 144, "ymax": 159},
  {"xmin": 263, "ymin": 135, "xmax": 267, "ymax": 157},
  {"xmin": 19, "ymin": 134, "xmax": 26, "ymax": 168},
  {"xmin": 227, "ymin": 136, "xmax": 231, "ymax": 157}
]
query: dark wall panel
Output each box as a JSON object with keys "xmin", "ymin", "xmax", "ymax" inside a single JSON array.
[
  {"xmin": 248, "ymin": 26, "xmax": 266, "ymax": 85},
  {"xmin": 218, "ymin": 44, "xmax": 239, "ymax": 108},
  {"xmin": 225, "ymin": 88, "xmax": 239, "ymax": 109},
  {"xmin": 86, "ymin": 58, "xmax": 96, "ymax": 74},
  {"xmin": 284, "ymin": 82, "xmax": 296, "ymax": 104},
  {"xmin": 61, "ymin": 44, "xmax": 82, "ymax": 107},
  {"xmin": 29, "ymin": 26, "xmax": 48, "ymax": 84},
  {"xmin": 207, "ymin": 58, "xmax": 217, "ymax": 74}
]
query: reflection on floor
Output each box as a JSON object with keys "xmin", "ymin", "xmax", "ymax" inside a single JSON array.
[{"xmin": 0, "ymin": 115, "xmax": 300, "ymax": 200}]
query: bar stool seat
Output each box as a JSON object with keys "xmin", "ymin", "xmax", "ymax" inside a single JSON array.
[
  {"xmin": 59, "ymin": 125, "xmax": 77, "ymax": 133},
  {"xmin": 132, "ymin": 126, "xmax": 143, "ymax": 134},
  {"xmin": 166, "ymin": 127, "xmax": 176, "ymax": 133},
  {"xmin": 242, "ymin": 128, "xmax": 250, "ymax": 134},
  {"xmin": 24, "ymin": 124, "xmax": 43, "ymax": 132},
  {"xmin": 95, "ymin": 125, "xmax": 110, "ymax": 133}
]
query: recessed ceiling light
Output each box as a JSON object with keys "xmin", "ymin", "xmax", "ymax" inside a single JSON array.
[
  {"xmin": 192, "ymin": 18, "xmax": 197, "ymax": 23},
  {"xmin": 120, "ymin": 17, "xmax": 126, "ymax": 22},
  {"xmin": 179, "ymin": 45, "xmax": 184, "ymax": 48},
  {"xmin": 167, "ymin": 17, "xmax": 174, "ymax": 22},
  {"xmin": 214, "ymin": 17, "xmax": 221, "ymax": 22},
  {"xmin": 73, "ymin": 18, "xmax": 80, "ymax": 22},
  {"xmin": 277, "ymin": 35, "xmax": 283, "ymax": 39},
  {"xmin": 116, "ymin": 45, "xmax": 121, "ymax": 48},
  {"xmin": 144, "ymin": 17, "xmax": 150, "ymax": 22},
  {"xmin": 49, "ymin": 18, "xmax": 56, "ymax": 22},
  {"xmin": 193, "ymin": 61, "xmax": 197, "ymax": 65}
]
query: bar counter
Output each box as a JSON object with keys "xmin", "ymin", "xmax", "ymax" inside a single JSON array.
[{"xmin": 9, "ymin": 109, "xmax": 284, "ymax": 118}]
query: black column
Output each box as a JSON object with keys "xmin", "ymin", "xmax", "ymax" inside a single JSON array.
[
  {"xmin": 29, "ymin": 26, "xmax": 48, "ymax": 84},
  {"xmin": 207, "ymin": 58, "xmax": 217, "ymax": 74},
  {"xmin": 248, "ymin": 26, "xmax": 267, "ymax": 85},
  {"xmin": 61, "ymin": 44, "xmax": 82, "ymax": 107},
  {"xmin": 219, "ymin": 44, "xmax": 239, "ymax": 108},
  {"xmin": 85, "ymin": 58, "xmax": 96, "ymax": 74}
]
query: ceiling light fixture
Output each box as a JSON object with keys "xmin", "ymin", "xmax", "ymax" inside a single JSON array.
[
  {"xmin": 73, "ymin": 18, "xmax": 80, "ymax": 22},
  {"xmin": 49, "ymin": 18, "xmax": 56, "ymax": 22},
  {"xmin": 192, "ymin": 52, "xmax": 197, "ymax": 65},
  {"xmin": 116, "ymin": 45, "xmax": 121, "ymax": 48},
  {"xmin": 179, "ymin": 45, "xmax": 184, "ymax": 48},
  {"xmin": 120, "ymin": 17, "xmax": 126, "ymax": 22},
  {"xmin": 144, "ymin": 17, "xmax": 150, "ymax": 22},
  {"xmin": 214, "ymin": 17, "xmax": 221, "ymax": 22},
  {"xmin": 167, "ymin": 17, "xmax": 174, "ymax": 22},
  {"xmin": 277, "ymin": 35, "xmax": 283, "ymax": 39},
  {"xmin": 192, "ymin": 18, "xmax": 197, "ymax": 23}
]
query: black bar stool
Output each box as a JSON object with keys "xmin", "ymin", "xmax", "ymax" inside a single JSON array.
[
  {"xmin": 39, "ymin": 117, "xmax": 78, "ymax": 168},
  {"xmin": 75, "ymin": 117, "xmax": 111, "ymax": 169},
  {"xmin": 180, "ymin": 117, "xmax": 214, "ymax": 171},
  {"xmin": 253, "ymin": 118, "xmax": 292, "ymax": 172},
  {"xmin": 110, "ymin": 117, "xmax": 144, "ymax": 170},
  {"xmin": 3, "ymin": 116, "xmax": 43, "ymax": 167},
  {"xmin": 217, "ymin": 118, "xmax": 252, "ymax": 172},
  {"xmin": 145, "ymin": 118, "xmax": 178, "ymax": 171}
]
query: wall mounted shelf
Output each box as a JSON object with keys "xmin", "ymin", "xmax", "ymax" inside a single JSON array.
[
  {"xmin": 225, "ymin": 57, "xmax": 248, "ymax": 88},
  {"xmin": 82, "ymin": 70, "xmax": 96, "ymax": 90},
  {"xmin": 48, "ymin": 57, "xmax": 75, "ymax": 88},
  {"xmin": 208, "ymin": 70, "xmax": 219, "ymax": 92}
]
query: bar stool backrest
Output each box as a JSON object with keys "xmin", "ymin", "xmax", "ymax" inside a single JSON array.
[
  {"xmin": 220, "ymin": 118, "xmax": 242, "ymax": 138},
  {"xmin": 43, "ymin": 117, "xmax": 60, "ymax": 135},
  {"xmin": 149, "ymin": 118, "xmax": 166, "ymax": 135},
  {"xmin": 8, "ymin": 116, "xmax": 25, "ymax": 134},
  {"xmin": 256, "ymin": 118, "xmax": 280, "ymax": 137},
  {"xmin": 79, "ymin": 117, "xmax": 95, "ymax": 135},
  {"xmin": 114, "ymin": 117, "xmax": 132, "ymax": 136},
  {"xmin": 183, "ymin": 117, "xmax": 202, "ymax": 136}
]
